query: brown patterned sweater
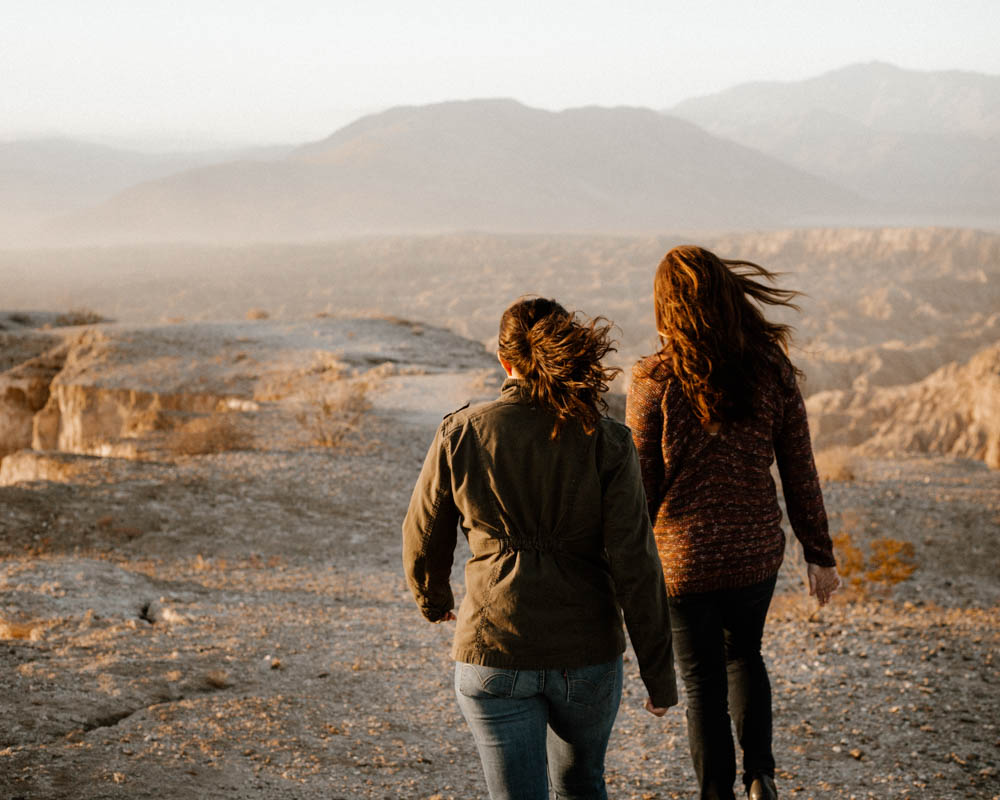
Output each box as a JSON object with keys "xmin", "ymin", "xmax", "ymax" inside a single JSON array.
[{"xmin": 626, "ymin": 351, "xmax": 836, "ymax": 596}]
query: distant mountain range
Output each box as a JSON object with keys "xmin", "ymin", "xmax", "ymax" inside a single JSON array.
[
  {"xmin": 670, "ymin": 62, "xmax": 1000, "ymax": 219},
  {"xmin": 1, "ymin": 62, "xmax": 996, "ymax": 244},
  {"xmin": 53, "ymin": 100, "xmax": 860, "ymax": 243},
  {"xmin": 0, "ymin": 139, "xmax": 291, "ymax": 241}
]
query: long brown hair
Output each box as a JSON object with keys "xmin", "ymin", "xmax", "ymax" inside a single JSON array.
[
  {"xmin": 498, "ymin": 297, "xmax": 620, "ymax": 437},
  {"xmin": 653, "ymin": 245, "xmax": 801, "ymax": 425}
]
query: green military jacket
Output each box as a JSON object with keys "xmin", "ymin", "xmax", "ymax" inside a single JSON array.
[{"xmin": 402, "ymin": 378, "xmax": 677, "ymax": 708}]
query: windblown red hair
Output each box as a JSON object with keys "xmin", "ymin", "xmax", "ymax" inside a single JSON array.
[{"xmin": 652, "ymin": 245, "xmax": 801, "ymax": 426}]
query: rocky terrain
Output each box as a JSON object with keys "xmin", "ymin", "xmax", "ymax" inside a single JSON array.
[
  {"xmin": 0, "ymin": 315, "xmax": 998, "ymax": 799},
  {"xmin": 3, "ymin": 225, "xmax": 998, "ymax": 469},
  {"xmin": 807, "ymin": 342, "xmax": 1000, "ymax": 468}
]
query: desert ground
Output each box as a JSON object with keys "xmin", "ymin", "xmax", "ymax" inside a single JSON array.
[{"xmin": 1, "ymin": 228, "xmax": 999, "ymax": 799}]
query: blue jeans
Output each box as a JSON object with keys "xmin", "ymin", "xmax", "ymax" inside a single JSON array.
[{"xmin": 454, "ymin": 658, "xmax": 623, "ymax": 800}]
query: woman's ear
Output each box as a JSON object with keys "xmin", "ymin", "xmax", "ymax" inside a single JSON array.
[{"xmin": 497, "ymin": 351, "xmax": 515, "ymax": 377}]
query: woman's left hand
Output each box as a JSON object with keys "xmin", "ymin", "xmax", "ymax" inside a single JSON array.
[{"xmin": 807, "ymin": 564, "xmax": 841, "ymax": 606}]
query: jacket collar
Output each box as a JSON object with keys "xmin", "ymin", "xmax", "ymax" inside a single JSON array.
[{"xmin": 500, "ymin": 377, "xmax": 532, "ymax": 402}]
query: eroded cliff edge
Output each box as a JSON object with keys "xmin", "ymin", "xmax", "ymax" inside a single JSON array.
[{"xmin": 0, "ymin": 316, "xmax": 494, "ymax": 484}]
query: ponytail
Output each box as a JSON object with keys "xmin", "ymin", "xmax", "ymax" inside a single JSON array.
[{"xmin": 497, "ymin": 297, "xmax": 620, "ymax": 437}]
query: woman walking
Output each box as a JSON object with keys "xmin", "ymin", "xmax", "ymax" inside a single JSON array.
[
  {"xmin": 627, "ymin": 246, "xmax": 840, "ymax": 800},
  {"xmin": 403, "ymin": 297, "xmax": 677, "ymax": 800}
]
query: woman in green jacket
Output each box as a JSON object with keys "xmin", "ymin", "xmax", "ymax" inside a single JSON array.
[{"xmin": 402, "ymin": 297, "xmax": 677, "ymax": 800}]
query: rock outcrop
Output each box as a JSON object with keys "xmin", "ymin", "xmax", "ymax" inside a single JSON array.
[
  {"xmin": 26, "ymin": 327, "xmax": 256, "ymax": 459},
  {"xmin": 0, "ymin": 340, "xmax": 68, "ymax": 458},
  {"xmin": 0, "ymin": 316, "xmax": 494, "ymax": 481},
  {"xmin": 0, "ymin": 451, "xmax": 109, "ymax": 485},
  {"xmin": 808, "ymin": 342, "xmax": 1000, "ymax": 467}
]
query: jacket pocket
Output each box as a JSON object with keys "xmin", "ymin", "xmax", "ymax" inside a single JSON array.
[{"xmin": 455, "ymin": 662, "xmax": 517, "ymax": 699}]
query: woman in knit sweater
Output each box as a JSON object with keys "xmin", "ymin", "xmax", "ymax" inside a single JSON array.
[{"xmin": 626, "ymin": 246, "xmax": 841, "ymax": 800}]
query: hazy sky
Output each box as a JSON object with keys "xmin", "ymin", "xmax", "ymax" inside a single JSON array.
[{"xmin": 4, "ymin": 0, "xmax": 999, "ymax": 148}]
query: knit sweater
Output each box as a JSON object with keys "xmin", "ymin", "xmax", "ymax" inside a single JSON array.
[{"xmin": 626, "ymin": 351, "xmax": 836, "ymax": 596}]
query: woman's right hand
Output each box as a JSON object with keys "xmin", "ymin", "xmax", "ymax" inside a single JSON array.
[
  {"xmin": 807, "ymin": 563, "xmax": 841, "ymax": 605},
  {"xmin": 644, "ymin": 697, "xmax": 668, "ymax": 717}
]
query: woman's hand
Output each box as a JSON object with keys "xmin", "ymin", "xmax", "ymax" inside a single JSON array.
[
  {"xmin": 433, "ymin": 611, "xmax": 457, "ymax": 623},
  {"xmin": 807, "ymin": 564, "xmax": 841, "ymax": 606},
  {"xmin": 644, "ymin": 697, "xmax": 668, "ymax": 717}
]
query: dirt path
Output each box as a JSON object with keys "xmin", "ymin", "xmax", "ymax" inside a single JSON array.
[{"xmin": 2, "ymin": 370, "xmax": 998, "ymax": 799}]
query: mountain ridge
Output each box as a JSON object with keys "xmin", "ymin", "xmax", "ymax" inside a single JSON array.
[
  {"xmin": 53, "ymin": 99, "xmax": 862, "ymax": 243},
  {"xmin": 669, "ymin": 62, "xmax": 1000, "ymax": 223}
]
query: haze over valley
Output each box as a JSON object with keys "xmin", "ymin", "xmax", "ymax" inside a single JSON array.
[{"xmin": 3, "ymin": 63, "xmax": 998, "ymax": 244}]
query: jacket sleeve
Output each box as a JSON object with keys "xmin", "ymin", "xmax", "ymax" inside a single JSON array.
[
  {"xmin": 601, "ymin": 431, "xmax": 678, "ymax": 709},
  {"xmin": 774, "ymin": 373, "xmax": 837, "ymax": 567},
  {"xmin": 626, "ymin": 372, "xmax": 666, "ymax": 524},
  {"xmin": 402, "ymin": 421, "xmax": 460, "ymax": 621}
]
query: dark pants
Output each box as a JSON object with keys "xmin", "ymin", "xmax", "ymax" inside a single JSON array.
[{"xmin": 668, "ymin": 576, "xmax": 777, "ymax": 800}]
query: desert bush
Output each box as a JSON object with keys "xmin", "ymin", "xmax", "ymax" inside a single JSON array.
[
  {"xmin": 831, "ymin": 531, "xmax": 866, "ymax": 589},
  {"xmin": 865, "ymin": 538, "xmax": 917, "ymax": 584},
  {"xmin": 204, "ymin": 670, "xmax": 232, "ymax": 689},
  {"xmin": 0, "ymin": 619, "xmax": 40, "ymax": 640},
  {"xmin": 296, "ymin": 378, "xmax": 373, "ymax": 447},
  {"xmin": 254, "ymin": 354, "xmax": 347, "ymax": 402},
  {"xmin": 245, "ymin": 308, "xmax": 270, "ymax": 320},
  {"xmin": 814, "ymin": 446, "xmax": 857, "ymax": 482},
  {"xmin": 833, "ymin": 516, "xmax": 917, "ymax": 595},
  {"xmin": 169, "ymin": 412, "xmax": 253, "ymax": 455},
  {"xmin": 55, "ymin": 308, "xmax": 107, "ymax": 327}
]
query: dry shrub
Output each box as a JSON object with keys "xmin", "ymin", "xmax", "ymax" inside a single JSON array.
[
  {"xmin": 832, "ymin": 531, "xmax": 866, "ymax": 586},
  {"xmin": 123, "ymin": 407, "xmax": 170, "ymax": 436},
  {"xmin": 192, "ymin": 553, "xmax": 229, "ymax": 572},
  {"xmin": 204, "ymin": 670, "xmax": 232, "ymax": 689},
  {"xmin": 55, "ymin": 308, "xmax": 107, "ymax": 327},
  {"xmin": 169, "ymin": 412, "xmax": 253, "ymax": 455},
  {"xmin": 865, "ymin": 538, "xmax": 917, "ymax": 584},
  {"xmin": 296, "ymin": 378, "xmax": 373, "ymax": 447},
  {"xmin": 814, "ymin": 446, "xmax": 856, "ymax": 482},
  {"xmin": 254, "ymin": 355, "xmax": 347, "ymax": 402},
  {"xmin": 834, "ymin": 518, "xmax": 917, "ymax": 595},
  {"xmin": 0, "ymin": 619, "xmax": 40, "ymax": 640},
  {"xmin": 245, "ymin": 308, "xmax": 270, "ymax": 320}
]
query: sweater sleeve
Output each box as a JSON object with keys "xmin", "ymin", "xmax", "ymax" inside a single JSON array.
[
  {"xmin": 625, "ymin": 371, "xmax": 667, "ymax": 525},
  {"xmin": 601, "ymin": 431, "xmax": 678, "ymax": 709},
  {"xmin": 401, "ymin": 422, "xmax": 460, "ymax": 621},
  {"xmin": 773, "ymin": 373, "xmax": 837, "ymax": 567}
]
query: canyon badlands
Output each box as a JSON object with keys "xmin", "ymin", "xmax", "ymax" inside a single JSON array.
[{"xmin": 1, "ymin": 226, "xmax": 998, "ymax": 799}]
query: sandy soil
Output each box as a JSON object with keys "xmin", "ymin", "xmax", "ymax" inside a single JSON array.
[{"xmin": 1, "ymin": 344, "xmax": 998, "ymax": 799}]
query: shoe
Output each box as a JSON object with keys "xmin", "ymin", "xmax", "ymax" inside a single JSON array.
[{"xmin": 748, "ymin": 774, "xmax": 777, "ymax": 800}]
